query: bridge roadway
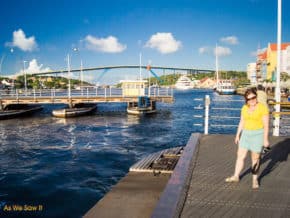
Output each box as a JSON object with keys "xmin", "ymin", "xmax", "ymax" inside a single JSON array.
[
  {"xmin": 0, "ymin": 87, "xmax": 174, "ymax": 108},
  {"xmin": 32, "ymin": 65, "xmax": 215, "ymax": 76}
]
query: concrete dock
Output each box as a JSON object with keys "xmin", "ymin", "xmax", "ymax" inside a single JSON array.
[{"xmin": 84, "ymin": 133, "xmax": 290, "ymax": 218}]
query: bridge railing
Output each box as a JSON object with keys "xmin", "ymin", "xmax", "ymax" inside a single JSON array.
[{"xmin": 0, "ymin": 87, "xmax": 173, "ymax": 99}]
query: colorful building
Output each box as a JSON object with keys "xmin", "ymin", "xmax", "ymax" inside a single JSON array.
[
  {"xmin": 256, "ymin": 50, "xmax": 267, "ymax": 81},
  {"xmin": 266, "ymin": 43, "xmax": 290, "ymax": 81},
  {"xmin": 247, "ymin": 63, "xmax": 257, "ymax": 84}
]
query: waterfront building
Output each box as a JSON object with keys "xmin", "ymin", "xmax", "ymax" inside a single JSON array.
[
  {"xmin": 256, "ymin": 50, "xmax": 267, "ymax": 81},
  {"xmin": 255, "ymin": 43, "xmax": 290, "ymax": 81},
  {"xmin": 247, "ymin": 63, "xmax": 257, "ymax": 84},
  {"xmin": 266, "ymin": 43, "xmax": 290, "ymax": 80},
  {"xmin": 198, "ymin": 77, "xmax": 215, "ymax": 89}
]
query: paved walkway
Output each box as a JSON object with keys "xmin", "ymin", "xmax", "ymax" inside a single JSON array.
[
  {"xmin": 84, "ymin": 172, "xmax": 170, "ymax": 218},
  {"xmin": 181, "ymin": 135, "xmax": 290, "ymax": 218}
]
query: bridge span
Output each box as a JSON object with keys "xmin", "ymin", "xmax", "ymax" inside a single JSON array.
[
  {"xmin": 0, "ymin": 87, "xmax": 174, "ymax": 109},
  {"xmin": 33, "ymin": 65, "xmax": 215, "ymax": 76}
]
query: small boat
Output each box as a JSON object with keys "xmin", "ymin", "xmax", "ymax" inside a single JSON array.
[
  {"xmin": 0, "ymin": 104, "xmax": 43, "ymax": 120},
  {"xmin": 52, "ymin": 103, "xmax": 97, "ymax": 118},
  {"xmin": 127, "ymin": 96, "xmax": 156, "ymax": 115},
  {"xmin": 216, "ymin": 80, "xmax": 236, "ymax": 95},
  {"xmin": 214, "ymin": 44, "xmax": 236, "ymax": 95},
  {"xmin": 175, "ymin": 75, "xmax": 193, "ymax": 90}
]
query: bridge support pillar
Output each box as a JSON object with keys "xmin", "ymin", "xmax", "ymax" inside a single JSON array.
[{"xmin": 68, "ymin": 99, "xmax": 73, "ymax": 108}]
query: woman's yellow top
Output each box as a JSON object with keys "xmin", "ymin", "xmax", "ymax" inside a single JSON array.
[{"xmin": 241, "ymin": 103, "xmax": 269, "ymax": 130}]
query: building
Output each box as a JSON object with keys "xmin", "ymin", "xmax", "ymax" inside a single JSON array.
[
  {"xmin": 120, "ymin": 80, "xmax": 147, "ymax": 96},
  {"xmin": 256, "ymin": 50, "xmax": 267, "ymax": 81},
  {"xmin": 198, "ymin": 77, "xmax": 215, "ymax": 89},
  {"xmin": 247, "ymin": 63, "xmax": 257, "ymax": 84},
  {"xmin": 266, "ymin": 43, "xmax": 290, "ymax": 81}
]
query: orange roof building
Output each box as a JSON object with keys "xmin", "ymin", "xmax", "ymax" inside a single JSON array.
[
  {"xmin": 267, "ymin": 43, "xmax": 290, "ymax": 80},
  {"xmin": 256, "ymin": 43, "xmax": 290, "ymax": 81}
]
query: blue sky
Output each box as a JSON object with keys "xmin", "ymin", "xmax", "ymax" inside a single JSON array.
[{"xmin": 1, "ymin": 0, "xmax": 289, "ymax": 84}]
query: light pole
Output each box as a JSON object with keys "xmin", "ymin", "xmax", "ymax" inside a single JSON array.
[
  {"xmin": 67, "ymin": 54, "xmax": 71, "ymax": 98},
  {"xmin": 0, "ymin": 48, "xmax": 14, "ymax": 78},
  {"xmin": 80, "ymin": 59, "xmax": 83, "ymax": 91},
  {"xmin": 0, "ymin": 55, "xmax": 6, "ymax": 77},
  {"xmin": 23, "ymin": 60, "xmax": 27, "ymax": 95},
  {"xmin": 273, "ymin": 0, "xmax": 282, "ymax": 136}
]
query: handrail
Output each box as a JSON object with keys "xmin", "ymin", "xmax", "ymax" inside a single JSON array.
[
  {"xmin": 193, "ymin": 95, "xmax": 290, "ymax": 136},
  {"xmin": 0, "ymin": 87, "xmax": 173, "ymax": 100}
]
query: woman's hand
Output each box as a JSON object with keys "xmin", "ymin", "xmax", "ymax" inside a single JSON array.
[
  {"xmin": 264, "ymin": 139, "xmax": 270, "ymax": 148},
  {"xmin": 235, "ymin": 135, "xmax": 240, "ymax": 145}
]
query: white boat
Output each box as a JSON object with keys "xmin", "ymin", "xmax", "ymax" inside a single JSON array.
[
  {"xmin": 214, "ymin": 44, "xmax": 236, "ymax": 95},
  {"xmin": 216, "ymin": 80, "xmax": 236, "ymax": 95},
  {"xmin": 175, "ymin": 75, "xmax": 193, "ymax": 90},
  {"xmin": 52, "ymin": 103, "xmax": 97, "ymax": 118}
]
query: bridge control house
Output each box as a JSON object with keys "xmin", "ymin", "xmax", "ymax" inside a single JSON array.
[{"xmin": 120, "ymin": 80, "xmax": 148, "ymax": 97}]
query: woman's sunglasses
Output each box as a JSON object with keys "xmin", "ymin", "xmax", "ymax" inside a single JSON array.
[{"xmin": 246, "ymin": 96, "xmax": 257, "ymax": 101}]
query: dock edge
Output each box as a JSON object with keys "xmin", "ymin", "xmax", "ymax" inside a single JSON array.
[{"xmin": 151, "ymin": 132, "xmax": 201, "ymax": 218}]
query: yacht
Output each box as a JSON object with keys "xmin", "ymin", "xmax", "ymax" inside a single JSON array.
[
  {"xmin": 214, "ymin": 44, "xmax": 236, "ymax": 95},
  {"xmin": 216, "ymin": 80, "xmax": 236, "ymax": 95},
  {"xmin": 175, "ymin": 75, "xmax": 193, "ymax": 90}
]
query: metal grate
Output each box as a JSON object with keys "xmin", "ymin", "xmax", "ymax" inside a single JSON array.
[{"xmin": 130, "ymin": 147, "xmax": 183, "ymax": 173}]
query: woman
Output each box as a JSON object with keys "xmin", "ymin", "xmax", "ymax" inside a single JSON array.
[{"xmin": 225, "ymin": 88, "xmax": 269, "ymax": 189}]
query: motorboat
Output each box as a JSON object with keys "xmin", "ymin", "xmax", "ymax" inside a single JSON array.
[
  {"xmin": 216, "ymin": 80, "xmax": 236, "ymax": 95},
  {"xmin": 52, "ymin": 103, "xmax": 97, "ymax": 118},
  {"xmin": 127, "ymin": 96, "xmax": 156, "ymax": 115},
  {"xmin": 0, "ymin": 104, "xmax": 43, "ymax": 120},
  {"xmin": 175, "ymin": 75, "xmax": 193, "ymax": 90}
]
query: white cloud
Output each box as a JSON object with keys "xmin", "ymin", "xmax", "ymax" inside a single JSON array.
[
  {"xmin": 84, "ymin": 35, "xmax": 126, "ymax": 53},
  {"xmin": 145, "ymin": 32, "xmax": 182, "ymax": 54},
  {"xmin": 198, "ymin": 46, "xmax": 211, "ymax": 54},
  {"xmin": 220, "ymin": 36, "xmax": 239, "ymax": 45},
  {"xmin": 26, "ymin": 59, "xmax": 51, "ymax": 74},
  {"xmin": 6, "ymin": 29, "xmax": 38, "ymax": 52},
  {"xmin": 250, "ymin": 47, "xmax": 267, "ymax": 57},
  {"xmin": 250, "ymin": 51, "xmax": 258, "ymax": 57},
  {"xmin": 214, "ymin": 46, "xmax": 232, "ymax": 57},
  {"xmin": 199, "ymin": 46, "xmax": 232, "ymax": 57},
  {"xmin": 11, "ymin": 59, "xmax": 51, "ymax": 78}
]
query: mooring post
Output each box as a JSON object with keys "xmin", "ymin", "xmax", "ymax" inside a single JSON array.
[{"xmin": 204, "ymin": 95, "xmax": 210, "ymax": 135}]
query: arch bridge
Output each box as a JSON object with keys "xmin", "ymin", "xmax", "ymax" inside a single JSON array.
[{"xmin": 32, "ymin": 65, "xmax": 215, "ymax": 76}]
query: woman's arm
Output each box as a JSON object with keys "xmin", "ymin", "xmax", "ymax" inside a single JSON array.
[
  {"xmin": 262, "ymin": 114, "xmax": 270, "ymax": 147},
  {"xmin": 235, "ymin": 115, "xmax": 244, "ymax": 144}
]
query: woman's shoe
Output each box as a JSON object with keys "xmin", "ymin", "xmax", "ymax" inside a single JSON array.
[
  {"xmin": 225, "ymin": 176, "xmax": 239, "ymax": 183},
  {"xmin": 252, "ymin": 179, "xmax": 259, "ymax": 189}
]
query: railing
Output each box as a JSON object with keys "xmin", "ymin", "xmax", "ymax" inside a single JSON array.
[
  {"xmin": 193, "ymin": 95, "xmax": 290, "ymax": 136},
  {"xmin": 0, "ymin": 87, "xmax": 173, "ymax": 99}
]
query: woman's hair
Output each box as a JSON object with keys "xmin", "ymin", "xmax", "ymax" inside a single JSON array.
[{"xmin": 244, "ymin": 88, "xmax": 257, "ymax": 103}]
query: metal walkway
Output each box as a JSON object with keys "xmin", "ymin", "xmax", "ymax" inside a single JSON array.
[{"xmin": 153, "ymin": 134, "xmax": 290, "ymax": 218}]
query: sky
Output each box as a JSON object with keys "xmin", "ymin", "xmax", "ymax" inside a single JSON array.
[{"xmin": 0, "ymin": 0, "xmax": 290, "ymax": 84}]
